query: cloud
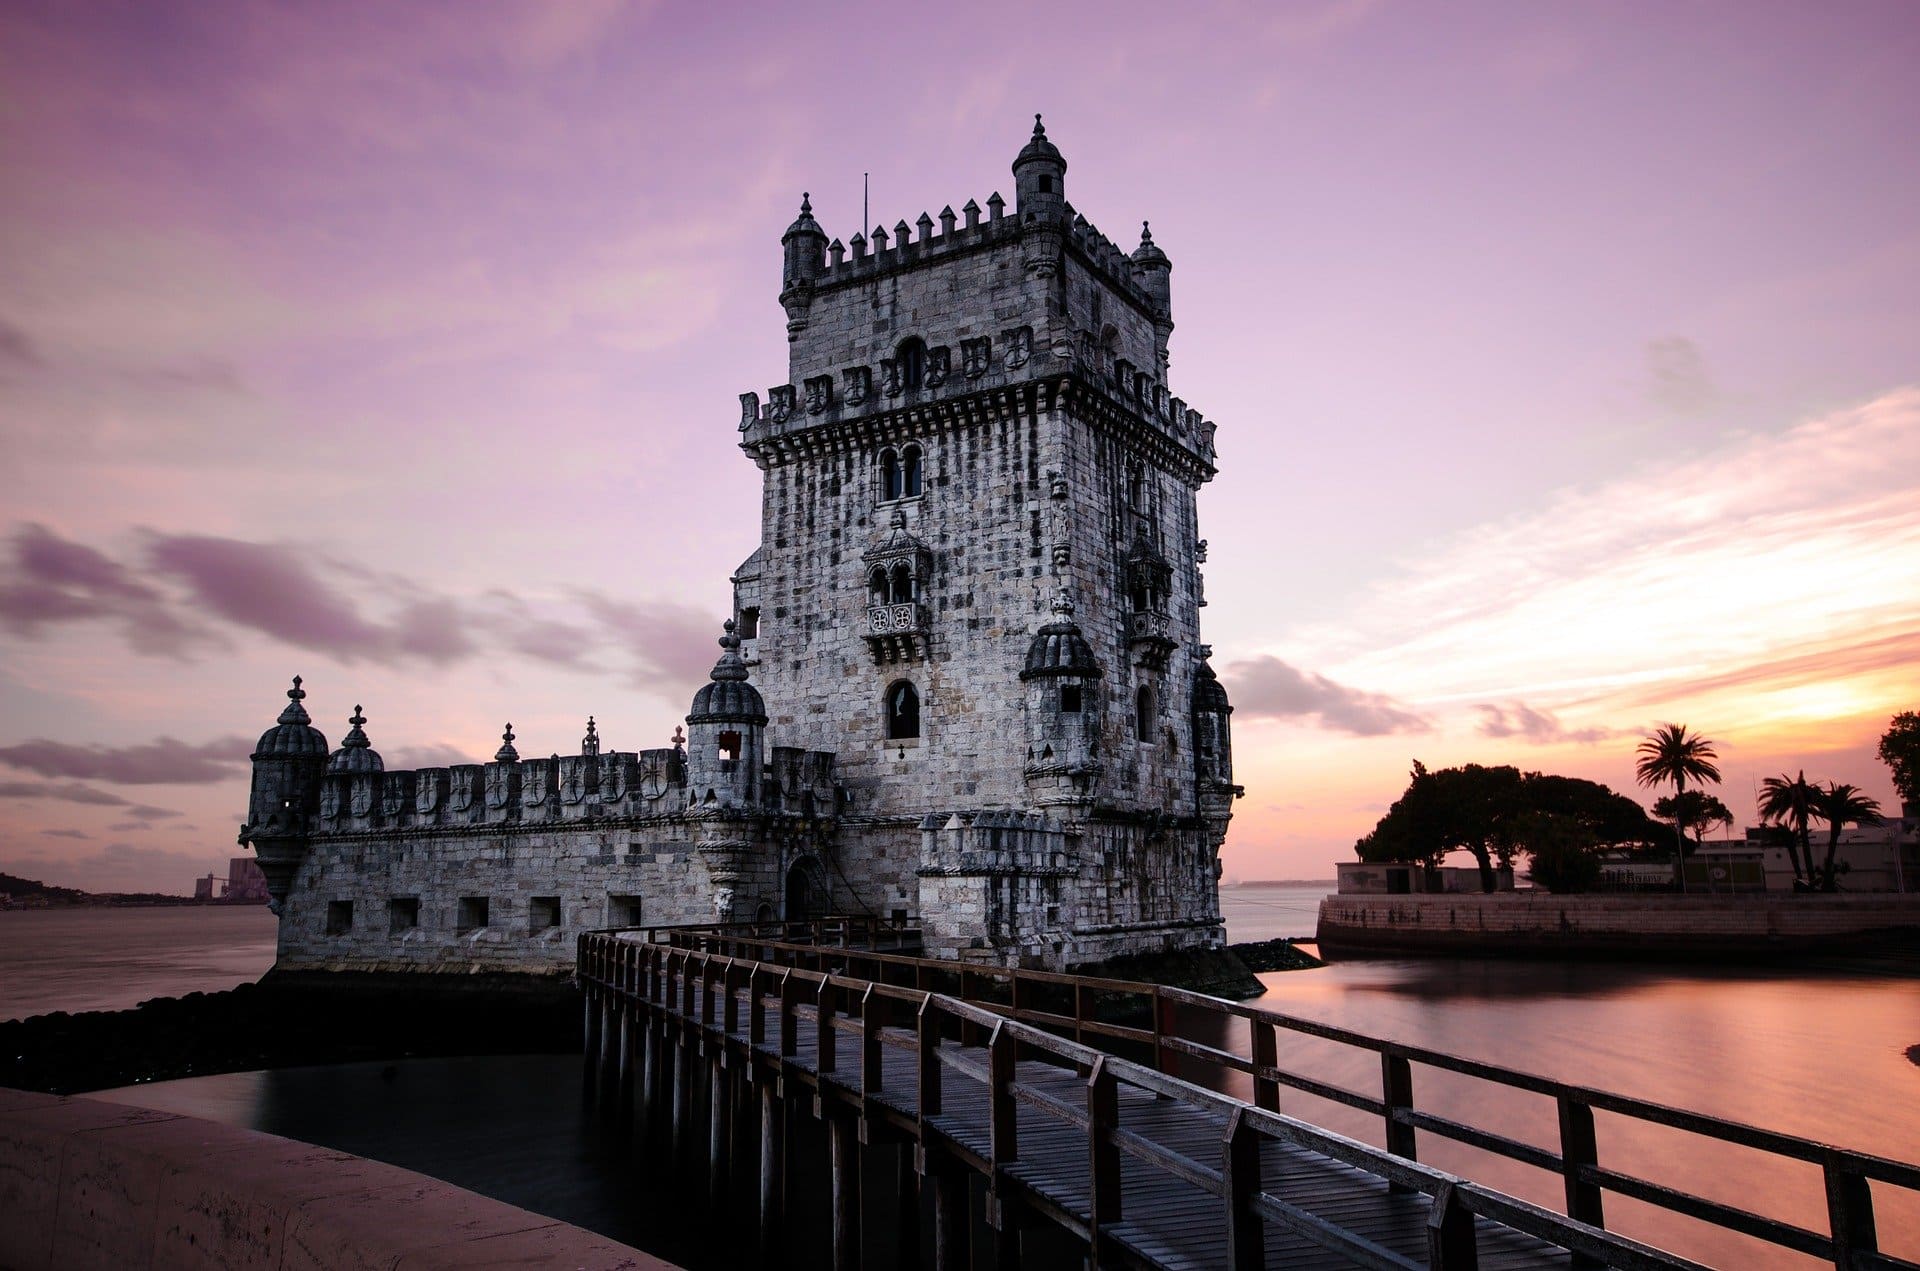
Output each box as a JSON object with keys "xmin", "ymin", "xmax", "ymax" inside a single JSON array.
[
  {"xmin": 1223, "ymin": 655, "xmax": 1430, "ymax": 736},
  {"xmin": 576, "ymin": 592, "xmax": 722, "ymax": 698},
  {"xmin": 39, "ymin": 828, "xmax": 90, "ymax": 840},
  {"xmin": 1474, "ymin": 701, "xmax": 1614, "ymax": 745},
  {"xmin": 0, "ymin": 780, "xmax": 138, "ymax": 807},
  {"xmin": 0, "ymin": 523, "xmax": 212, "ymax": 656},
  {"xmin": 1644, "ymin": 336, "xmax": 1716, "ymax": 413},
  {"xmin": 0, "ymin": 318, "xmax": 43, "ymax": 370},
  {"xmin": 1295, "ymin": 388, "xmax": 1920, "ymax": 732},
  {"xmin": 0, "ymin": 735, "xmax": 252, "ymax": 784},
  {"xmin": 147, "ymin": 533, "xmax": 399, "ymax": 659},
  {"xmin": 121, "ymin": 357, "xmax": 248, "ymax": 395},
  {"xmin": 385, "ymin": 743, "xmax": 477, "ymax": 769}
]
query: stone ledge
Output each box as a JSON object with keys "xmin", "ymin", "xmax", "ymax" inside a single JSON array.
[{"xmin": 0, "ymin": 1090, "xmax": 671, "ymax": 1271}]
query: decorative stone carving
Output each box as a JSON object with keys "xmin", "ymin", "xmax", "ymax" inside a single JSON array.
[
  {"xmin": 415, "ymin": 769, "xmax": 445, "ymax": 814},
  {"xmin": 381, "ymin": 772, "xmax": 411, "ymax": 818},
  {"xmin": 1005, "ymin": 325, "xmax": 1033, "ymax": 369},
  {"xmin": 962, "ymin": 337, "xmax": 991, "ymax": 379},
  {"xmin": 880, "ymin": 357, "xmax": 902, "ymax": 397},
  {"xmin": 767, "ymin": 385, "xmax": 795, "ymax": 423},
  {"xmin": 924, "ymin": 346, "xmax": 949, "ymax": 388},
  {"xmin": 319, "ymin": 780, "xmax": 342, "ymax": 821},
  {"xmin": 349, "ymin": 775, "xmax": 374, "ymax": 817},
  {"xmin": 843, "ymin": 366, "xmax": 871, "ymax": 407},
  {"xmin": 739, "ymin": 392, "xmax": 759, "ymax": 429},
  {"xmin": 484, "ymin": 766, "xmax": 514, "ymax": 810},
  {"xmin": 448, "ymin": 766, "xmax": 477, "ymax": 813},
  {"xmin": 804, "ymin": 374, "xmax": 833, "ymax": 415}
]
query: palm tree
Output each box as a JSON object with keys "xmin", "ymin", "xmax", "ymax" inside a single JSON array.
[
  {"xmin": 1758, "ymin": 771, "xmax": 1817, "ymax": 887},
  {"xmin": 1809, "ymin": 783, "xmax": 1882, "ymax": 891},
  {"xmin": 1635, "ymin": 724, "xmax": 1722, "ymax": 891}
]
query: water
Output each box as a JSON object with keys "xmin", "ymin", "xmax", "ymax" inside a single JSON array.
[
  {"xmin": 34, "ymin": 888, "xmax": 1920, "ymax": 1265},
  {"xmin": 0, "ymin": 906, "xmax": 278, "ymax": 1020}
]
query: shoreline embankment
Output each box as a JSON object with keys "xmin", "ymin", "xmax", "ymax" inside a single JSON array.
[
  {"xmin": 0, "ymin": 1087, "xmax": 664, "ymax": 1270},
  {"xmin": 1317, "ymin": 892, "xmax": 1920, "ymax": 960}
]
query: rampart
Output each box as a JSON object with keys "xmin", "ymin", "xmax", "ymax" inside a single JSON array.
[
  {"xmin": 1317, "ymin": 892, "xmax": 1920, "ymax": 957},
  {"xmin": 0, "ymin": 1087, "xmax": 666, "ymax": 1270}
]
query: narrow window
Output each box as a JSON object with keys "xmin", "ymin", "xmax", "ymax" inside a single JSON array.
[
  {"xmin": 718, "ymin": 731, "xmax": 741, "ymax": 767},
  {"xmin": 898, "ymin": 338, "xmax": 926, "ymax": 391},
  {"xmin": 886, "ymin": 681, "xmax": 920, "ymax": 740},
  {"xmin": 1059, "ymin": 682, "xmax": 1083, "ymax": 713},
  {"xmin": 1135, "ymin": 685, "xmax": 1155, "ymax": 743},
  {"xmin": 325, "ymin": 900, "xmax": 353, "ymax": 936},
  {"xmin": 902, "ymin": 444, "xmax": 923, "ymax": 497},
  {"xmin": 737, "ymin": 606, "xmax": 760, "ymax": 639},
  {"xmin": 869, "ymin": 567, "xmax": 889, "ymax": 605},
  {"xmin": 1038, "ymin": 175, "xmax": 1054, "ymax": 193},
  {"xmin": 890, "ymin": 562, "xmax": 914, "ymax": 604},
  {"xmin": 529, "ymin": 896, "xmax": 561, "ymax": 931},
  {"xmin": 881, "ymin": 448, "xmax": 903, "ymax": 501},
  {"xmin": 457, "ymin": 896, "xmax": 490, "ymax": 932},
  {"xmin": 1127, "ymin": 461, "xmax": 1145, "ymax": 510},
  {"xmin": 389, "ymin": 897, "xmax": 420, "ymax": 933}
]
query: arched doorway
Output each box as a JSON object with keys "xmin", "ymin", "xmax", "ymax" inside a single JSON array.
[{"xmin": 785, "ymin": 860, "xmax": 818, "ymax": 920}]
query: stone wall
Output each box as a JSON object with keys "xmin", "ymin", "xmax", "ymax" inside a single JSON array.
[
  {"xmin": 0, "ymin": 1088, "xmax": 664, "ymax": 1270},
  {"xmin": 1317, "ymin": 893, "xmax": 1920, "ymax": 957}
]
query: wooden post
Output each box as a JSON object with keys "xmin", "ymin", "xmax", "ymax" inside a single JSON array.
[
  {"xmin": 724, "ymin": 961, "xmax": 742, "ymax": 1037},
  {"xmin": 758, "ymin": 1079, "xmax": 784, "ymax": 1262},
  {"xmin": 861, "ymin": 985, "xmax": 887, "ymax": 1096},
  {"xmin": 1251, "ymin": 1019, "xmax": 1279, "ymax": 1113},
  {"xmin": 750, "ymin": 966, "xmax": 767, "ymax": 1045},
  {"xmin": 1825, "ymin": 1152, "xmax": 1878, "ymax": 1270},
  {"xmin": 830, "ymin": 1113, "xmax": 860, "ymax": 1271},
  {"xmin": 987, "ymin": 1022, "xmax": 1019, "ymax": 1166},
  {"xmin": 1152, "ymin": 987, "xmax": 1172, "ymax": 1075},
  {"xmin": 1381, "ymin": 1051, "xmax": 1416, "ymax": 1193},
  {"xmin": 672, "ymin": 1018, "xmax": 692, "ymax": 1168},
  {"xmin": 1557, "ymin": 1093, "xmax": 1605, "ymax": 1264},
  {"xmin": 918, "ymin": 997, "xmax": 943, "ymax": 1120},
  {"xmin": 780, "ymin": 970, "xmax": 799, "ymax": 1058},
  {"xmin": 639, "ymin": 1002, "xmax": 659, "ymax": 1148},
  {"xmin": 708, "ymin": 1054, "xmax": 729, "ymax": 1211},
  {"xmin": 1427, "ymin": 1181, "xmax": 1479, "ymax": 1270},
  {"xmin": 819, "ymin": 976, "xmax": 839, "ymax": 1074},
  {"xmin": 581, "ymin": 981, "xmax": 601, "ymax": 1103},
  {"xmin": 599, "ymin": 992, "xmax": 618, "ymax": 1104},
  {"xmin": 929, "ymin": 1162, "xmax": 967, "ymax": 1271},
  {"xmin": 615, "ymin": 1001, "xmax": 634, "ymax": 1136},
  {"xmin": 1222, "ymin": 1106, "xmax": 1264, "ymax": 1271},
  {"xmin": 1088, "ymin": 1056, "xmax": 1121, "ymax": 1268}
]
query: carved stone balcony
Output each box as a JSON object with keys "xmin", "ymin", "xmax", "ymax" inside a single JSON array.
[
  {"xmin": 1127, "ymin": 608, "xmax": 1176, "ymax": 670},
  {"xmin": 865, "ymin": 603, "xmax": 929, "ymax": 664}
]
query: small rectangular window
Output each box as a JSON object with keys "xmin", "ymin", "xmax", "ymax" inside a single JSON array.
[
  {"xmin": 325, "ymin": 900, "xmax": 353, "ymax": 936},
  {"xmin": 608, "ymin": 894, "xmax": 644, "ymax": 927},
  {"xmin": 389, "ymin": 897, "xmax": 420, "ymax": 933},
  {"xmin": 1059, "ymin": 683, "xmax": 1082, "ymax": 713},
  {"xmin": 457, "ymin": 896, "xmax": 490, "ymax": 932},
  {"xmin": 738, "ymin": 606, "xmax": 760, "ymax": 639},
  {"xmin": 1038, "ymin": 175, "xmax": 1054, "ymax": 193},
  {"xmin": 529, "ymin": 896, "xmax": 561, "ymax": 931}
]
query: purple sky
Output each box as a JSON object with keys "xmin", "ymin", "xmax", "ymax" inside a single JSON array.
[{"xmin": 2, "ymin": 1, "xmax": 1917, "ymax": 892}]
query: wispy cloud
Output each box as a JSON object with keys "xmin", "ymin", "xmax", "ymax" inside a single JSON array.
[
  {"xmin": 1644, "ymin": 336, "xmax": 1717, "ymax": 413},
  {"xmin": 1224, "ymin": 655, "xmax": 1429, "ymax": 736},
  {"xmin": 0, "ymin": 735, "xmax": 251, "ymax": 784},
  {"xmin": 1474, "ymin": 701, "xmax": 1615, "ymax": 745},
  {"xmin": 39, "ymin": 828, "xmax": 90, "ymax": 840}
]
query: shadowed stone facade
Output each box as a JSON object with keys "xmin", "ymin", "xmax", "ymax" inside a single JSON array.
[{"xmin": 239, "ymin": 119, "xmax": 1240, "ymax": 974}]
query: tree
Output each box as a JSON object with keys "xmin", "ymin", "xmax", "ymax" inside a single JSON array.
[
  {"xmin": 1878, "ymin": 712, "xmax": 1920, "ymax": 813},
  {"xmin": 1652, "ymin": 790, "xmax": 1735, "ymax": 852},
  {"xmin": 1758, "ymin": 771, "xmax": 1817, "ymax": 887},
  {"xmin": 1634, "ymin": 724, "xmax": 1721, "ymax": 891},
  {"xmin": 1520, "ymin": 812, "xmax": 1604, "ymax": 893},
  {"xmin": 1809, "ymin": 783, "xmax": 1882, "ymax": 892}
]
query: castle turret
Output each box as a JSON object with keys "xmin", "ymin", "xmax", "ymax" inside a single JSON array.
[
  {"xmin": 1021, "ymin": 590, "xmax": 1104, "ymax": 809},
  {"xmin": 779, "ymin": 193, "xmax": 827, "ymax": 342},
  {"xmin": 686, "ymin": 619, "xmax": 768, "ymax": 808},
  {"xmin": 325, "ymin": 705, "xmax": 383, "ymax": 775},
  {"xmin": 1012, "ymin": 114, "xmax": 1066, "ymax": 222},
  {"xmin": 238, "ymin": 676, "xmax": 329, "ymax": 913},
  {"xmin": 1191, "ymin": 646, "xmax": 1240, "ymax": 856},
  {"xmin": 1131, "ymin": 220, "xmax": 1174, "ymax": 371}
]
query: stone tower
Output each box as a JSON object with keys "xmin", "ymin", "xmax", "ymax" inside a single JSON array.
[
  {"xmin": 734, "ymin": 117, "xmax": 1239, "ymax": 966},
  {"xmin": 238, "ymin": 677, "xmax": 328, "ymax": 913}
]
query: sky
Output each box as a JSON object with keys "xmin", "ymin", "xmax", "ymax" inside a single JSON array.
[{"xmin": 1, "ymin": 0, "xmax": 1917, "ymax": 892}]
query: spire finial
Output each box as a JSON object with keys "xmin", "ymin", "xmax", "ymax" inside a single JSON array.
[
  {"xmin": 890, "ymin": 506, "xmax": 907, "ymax": 529},
  {"xmin": 800, "ymin": 191, "xmax": 811, "ymax": 215},
  {"xmin": 495, "ymin": 723, "xmax": 519, "ymax": 763},
  {"xmin": 1051, "ymin": 587, "xmax": 1074, "ymax": 619},
  {"xmin": 277, "ymin": 675, "xmax": 312, "ymax": 725},
  {"xmin": 289, "ymin": 675, "xmax": 304, "ymax": 699},
  {"xmin": 719, "ymin": 618, "xmax": 740, "ymax": 651},
  {"xmin": 671, "ymin": 725, "xmax": 686, "ymax": 751},
  {"xmin": 351, "ymin": 705, "xmax": 365, "ymax": 727},
  {"xmin": 1140, "ymin": 220, "xmax": 1153, "ymax": 245},
  {"xmin": 582, "ymin": 715, "xmax": 600, "ymax": 756},
  {"xmin": 1033, "ymin": 112, "xmax": 1045, "ymax": 138}
]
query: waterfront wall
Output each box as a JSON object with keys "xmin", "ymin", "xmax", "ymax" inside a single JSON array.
[
  {"xmin": 1316, "ymin": 892, "xmax": 1920, "ymax": 957},
  {"xmin": 0, "ymin": 1088, "xmax": 666, "ymax": 1270}
]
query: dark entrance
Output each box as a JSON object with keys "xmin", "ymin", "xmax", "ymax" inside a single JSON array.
[{"xmin": 785, "ymin": 861, "xmax": 817, "ymax": 920}]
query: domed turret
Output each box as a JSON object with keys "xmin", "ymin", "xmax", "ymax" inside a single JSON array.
[
  {"xmin": 1021, "ymin": 592, "xmax": 1102, "ymax": 681},
  {"xmin": 326, "ymin": 705, "xmax": 384, "ymax": 775},
  {"xmin": 1012, "ymin": 114, "xmax": 1066, "ymax": 222},
  {"xmin": 254, "ymin": 676, "xmax": 329, "ymax": 759},
  {"xmin": 686, "ymin": 620, "xmax": 768, "ymax": 808},
  {"xmin": 780, "ymin": 192, "xmax": 828, "ymax": 340},
  {"xmin": 1131, "ymin": 220, "xmax": 1172, "ymax": 318}
]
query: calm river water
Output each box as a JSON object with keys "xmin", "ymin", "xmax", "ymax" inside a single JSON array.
[{"xmin": 14, "ymin": 890, "xmax": 1915, "ymax": 1266}]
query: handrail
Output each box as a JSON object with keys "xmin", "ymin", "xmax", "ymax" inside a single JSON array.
[{"xmin": 580, "ymin": 927, "xmax": 1920, "ymax": 1271}]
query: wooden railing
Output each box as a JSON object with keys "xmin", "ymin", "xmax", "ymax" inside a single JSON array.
[{"xmin": 585, "ymin": 929, "xmax": 1920, "ymax": 1271}]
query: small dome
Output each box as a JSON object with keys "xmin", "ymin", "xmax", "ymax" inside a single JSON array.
[
  {"xmin": 1193, "ymin": 657, "xmax": 1232, "ymax": 715},
  {"xmin": 1131, "ymin": 220, "xmax": 1169, "ymax": 268},
  {"xmin": 326, "ymin": 705, "xmax": 384, "ymax": 774},
  {"xmin": 254, "ymin": 677, "xmax": 329, "ymax": 759},
  {"xmin": 1013, "ymin": 113, "xmax": 1066, "ymax": 173},
  {"xmin": 689, "ymin": 620, "xmax": 768, "ymax": 725},
  {"xmin": 863, "ymin": 506, "xmax": 926, "ymax": 562},
  {"xmin": 783, "ymin": 192, "xmax": 824, "ymax": 241},
  {"xmin": 1021, "ymin": 592, "xmax": 1102, "ymax": 680}
]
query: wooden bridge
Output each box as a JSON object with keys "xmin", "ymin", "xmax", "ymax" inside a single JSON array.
[{"xmin": 577, "ymin": 922, "xmax": 1919, "ymax": 1271}]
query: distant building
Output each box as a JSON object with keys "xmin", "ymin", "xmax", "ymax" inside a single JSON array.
[
  {"xmin": 225, "ymin": 857, "xmax": 270, "ymax": 904},
  {"xmin": 193, "ymin": 873, "xmax": 218, "ymax": 901}
]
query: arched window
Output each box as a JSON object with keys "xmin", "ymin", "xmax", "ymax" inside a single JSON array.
[
  {"xmin": 880, "ymin": 449, "xmax": 903, "ymax": 501},
  {"xmin": 868, "ymin": 567, "xmax": 889, "ymax": 605},
  {"xmin": 886, "ymin": 681, "xmax": 920, "ymax": 740},
  {"xmin": 1135, "ymin": 685, "xmax": 1155, "ymax": 743},
  {"xmin": 1127, "ymin": 460, "xmax": 1145, "ymax": 511},
  {"xmin": 902, "ymin": 444, "xmax": 923, "ymax": 497},
  {"xmin": 889, "ymin": 561, "xmax": 914, "ymax": 604},
  {"xmin": 897, "ymin": 338, "xmax": 926, "ymax": 391}
]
